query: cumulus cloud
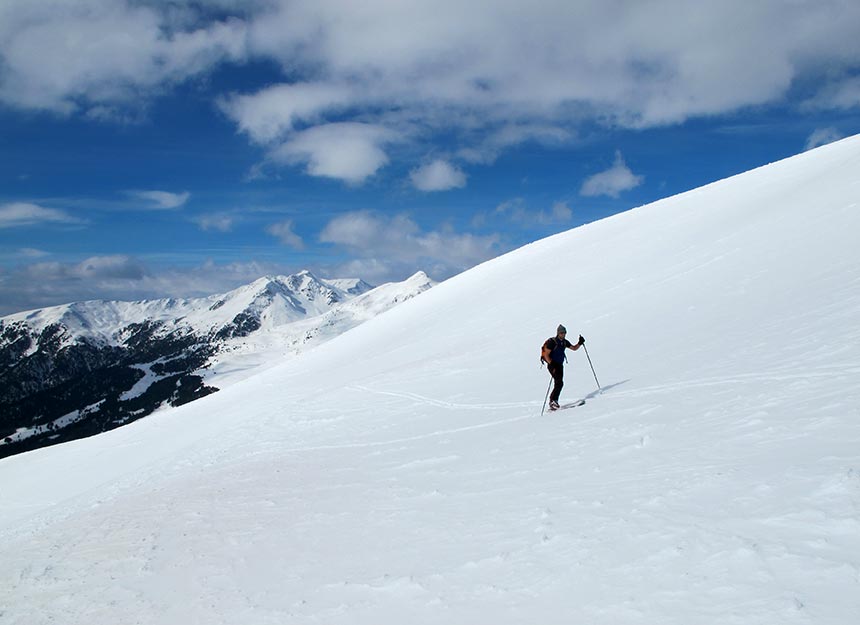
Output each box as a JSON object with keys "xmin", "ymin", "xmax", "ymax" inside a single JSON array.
[
  {"xmin": 805, "ymin": 128, "xmax": 846, "ymax": 151},
  {"xmin": 2, "ymin": 1, "xmax": 859, "ymax": 181},
  {"xmin": 320, "ymin": 210, "xmax": 499, "ymax": 280},
  {"xmin": 0, "ymin": 0, "xmax": 247, "ymax": 113},
  {"xmin": 219, "ymin": 82, "xmax": 354, "ymax": 144},
  {"xmin": 410, "ymin": 159, "xmax": 467, "ymax": 192},
  {"xmin": 321, "ymin": 212, "xmax": 418, "ymax": 249},
  {"xmin": 580, "ymin": 151, "xmax": 644, "ymax": 198},
  {"xmin": 269, "ymin": 123, "xmax": 399, "ymax": 184},
  {"xmin": 244, "ymin": 1, "xmax": 860, "ymax": 125},
  {"xmin": 266, "ymin": 220, "xmax": 304, "ymax": 249},
  {"xmin": 0, "ymin": 202, "xmax": 83, "ymax": 228},
  {"xmin": 218, "ymin": 1, "xmax": 855, "ymax": 181},
  {"xmin": 127, "ymin": 190, "xmax": 191, "ymax": 210}
]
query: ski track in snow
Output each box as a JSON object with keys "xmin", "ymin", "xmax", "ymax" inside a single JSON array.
[{"xmin": 2, "ymin": 137, "xmax": 860, "ymax": 624}]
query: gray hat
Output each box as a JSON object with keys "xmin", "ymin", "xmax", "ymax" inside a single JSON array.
[{"xmin": 557, "ymin": 324, "xmax": 567, "ymax": 334}]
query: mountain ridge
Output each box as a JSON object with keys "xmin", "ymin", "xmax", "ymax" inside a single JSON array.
[
  {"xmin": 3, "ymin": 270, "xmax": 378, "ymax": 343},
  {"xmin": 0, "ymin": 270, "xmax": 434, "ymax": 458}
]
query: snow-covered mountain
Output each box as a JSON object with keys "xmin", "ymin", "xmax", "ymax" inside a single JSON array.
[
  {"xmin": 3, "ymin": 269, "xmax": 375, "ymax": 345},
  {"xmin": 204, "ymin": 270, "xmax": 439, "ymax": 388},
  {"xmin": 1, "ymin": 136, "xmax": 859, "ymax": 623},
  {"xmin": 0, "ymin": 270, "xmax": 433, "ymax": 458}
]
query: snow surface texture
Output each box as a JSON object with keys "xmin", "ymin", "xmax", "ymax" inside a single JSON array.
[{"xmin": 1, "ymin": 137, "xmax": 859, "ymax": 624}]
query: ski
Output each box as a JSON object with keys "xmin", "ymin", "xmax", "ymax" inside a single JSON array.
[
  {"xmin": 542, "ymin": 396, "xmax": 586, "ymax": 415},
  {"xmin": 557, "ymin": 399, "xmax": 585, "ymax": 410}
]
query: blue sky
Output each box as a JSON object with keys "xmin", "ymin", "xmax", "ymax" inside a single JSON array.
[{"xmin": 1, "ymin": 0, "xmax": 859, "ymax": 314}]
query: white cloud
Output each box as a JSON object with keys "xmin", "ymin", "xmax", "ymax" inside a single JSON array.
[
  {"xmin": 73, "ymin": 255, "xmax": 147, "ymax": 280},
  {"xmin": 270, "ymin": 123, "xmax": 399, "ymax": 184},
  {"xmin": 481, "ymin": 198, "xmax": 573, "ymax": 227},
  {"xmin": 459, "ymin": 124, "xmax": 574, "ymax": 164},
  {"xmin": 410, "ymin": 159, "xmax": 467, "ymax": 191},
  {"xmin": 580, "ymin": 151, "xmax": 644, "ymax": 198},
  {"xmin": 805, "ymin": 128, "xmax": 845, "ymax": 151},
  {"xmin": 219, "ymin": 82, "xmax": 354, "ymax": 144},
  {"xmin": 266, "ymin": 220, "xmax": 304, "ymax": 249},
  {"xmin": 3, "ymin": 2, "xmax": 858, "ymax": 128},
  {"xmin": 830, "ymin": 78, "xmax": 860, "ymax": 109},
  {"xmin": 19, "ymin": 247, "xmax": 50, "ymax": 258},
  {"xmin": 245, "ymin": 1, "xmax": 860, "ymax": 126},
  {"xmin": 2, "ymin": 1, "xmax": 859, "ymax": 179},
  {"xmin": 0, "ymin": 0, "xmax": 247, "ymax": 113},
  {"xmin": 219, "ymin": 1, "xmax": 859, "ymax": 180},
  {"xmin": 320, "ymin": 211, "xmax": 499, "ymax": 278},
  {"xmin": 805, "ymin": 76, "xmax": 860, "ymax": 111},
  {"xmin": 550, "ymin": 201, "xmax": 573, "ymax": 221},
  {"xmin": 193, "ymin": 213, "xmax": 235, "ymax": 232},
  {"xmin": 321, "ymin": 212, "xmax": 416, "ymax": 249},
  {"xmin": 128, "ymin": 190, "xmax": 191, "ymax": 210},
  {"xmin": 0, "ymin": 202, "xmax": 82, "ymax": 228},
  {"xmin": 12, "ymin": 255, "xmax": 147, "ymax": 288}
]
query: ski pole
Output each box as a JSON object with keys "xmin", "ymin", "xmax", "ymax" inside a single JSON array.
[
  {"xmin": 540, "ymin": 375, "xmax": 552, "ymax": 416},
  {"xmin": 582, "ymin": 343, "xmax": 601, "ymax": 391}
]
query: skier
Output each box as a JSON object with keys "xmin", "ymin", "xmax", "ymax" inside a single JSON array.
[{"xmin": 541, "ymin": 324, "xmax": 585, "ymax": 410}]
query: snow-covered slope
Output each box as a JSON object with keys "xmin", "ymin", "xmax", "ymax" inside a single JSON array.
[{"xmin": 1, "ymin": 137, "xmax": 859, "ymax": 624}]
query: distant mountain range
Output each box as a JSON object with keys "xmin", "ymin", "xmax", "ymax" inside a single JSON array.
[{"xmin": 0, "ymin": 270, "xmax": 434, "ymax": 458}]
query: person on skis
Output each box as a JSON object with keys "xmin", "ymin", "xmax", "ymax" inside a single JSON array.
[{"xmin": 542, "ymin": 324, "xmax": 585, "ymax": 410}]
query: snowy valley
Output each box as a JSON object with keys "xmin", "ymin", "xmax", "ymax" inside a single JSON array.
[{"xmin": 1, "ymin": 137, "xmax": 859, "ymax": 623}]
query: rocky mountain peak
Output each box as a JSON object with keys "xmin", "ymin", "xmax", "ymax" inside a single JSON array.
[{"xmin": 1, "ymin": 270, "xmax": 433, "ymax": 459}]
